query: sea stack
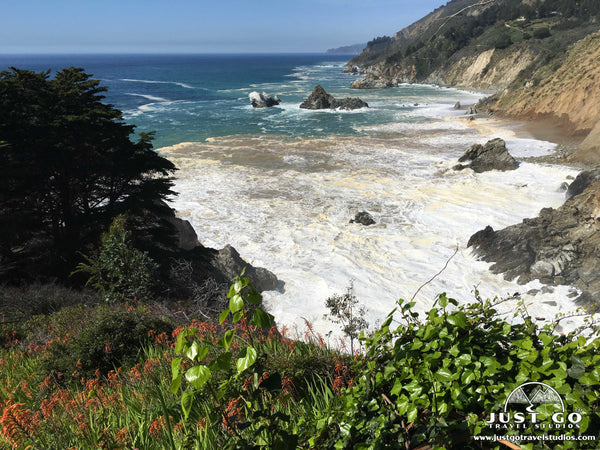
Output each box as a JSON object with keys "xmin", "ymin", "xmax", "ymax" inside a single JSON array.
[{"xmin": 300, "ymin": 85, "xmax": 368, "ymax": 110}]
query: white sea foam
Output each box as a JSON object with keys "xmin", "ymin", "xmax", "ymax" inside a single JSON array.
[
  {"xmin": 126, "ymin": 93, "xmax": 170, "ymax": 103},
  {"xmin": 160, "ymin": 100, "xmax": 584, "ymax": 342},
  {"xmin": 121, "ymin": 78, "xmax": 195, "ymax": 89}
]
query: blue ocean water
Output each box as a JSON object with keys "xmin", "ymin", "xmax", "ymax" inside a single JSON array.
[
  {"xmin": 0, "ymin": 53, "xmax": 585, "ymax": 335},
  {"xmin": 0, "ymin": 53, "xmax": 469, "ymax": 148}
]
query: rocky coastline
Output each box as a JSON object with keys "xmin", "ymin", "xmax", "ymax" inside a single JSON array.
[{"xmin": 468, "ymin": 170, "xmax": 600, "ymax": 306}]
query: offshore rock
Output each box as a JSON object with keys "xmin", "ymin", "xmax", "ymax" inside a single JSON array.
[
  {"xmin": 454, "ymin": 138, "xmax": 517, "ymax": 173},
  {"xmin": 351, "ymin": 75, "xmax": 395, "ymax": 89},
  {"xmin": 249, "ymin": 91, "xmax": 280, "ymax": 108},
  {"xmin": 468, "ymin": 181, "xmax": 600, "ymax": 305},
  {"xmin": 350, "ymin": 211, "xmax": 376, "ymax": 226},
  {"xmin": 300, "ymin": 85, "xmax": 368, "ymax": 110}
]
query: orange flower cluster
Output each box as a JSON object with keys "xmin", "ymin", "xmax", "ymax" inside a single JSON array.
[
  {"xmin": 0, "ymin": 401, "xmax": 41, "ymax": 448},
  {"xmin": 332, "ymin": 357, "xmax": 353, "ymax": 394},
  {"xmin": 149, "ymin": 416, "xmax": 166, "ymax": 438},
  {"xmin": 222, "ymin": 398, "xmax": 242, "ymax": 432}
]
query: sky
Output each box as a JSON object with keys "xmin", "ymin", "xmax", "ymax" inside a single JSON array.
[{"xmin": 0, "ymin": 0, "xmax": 448, "ymax": 53}]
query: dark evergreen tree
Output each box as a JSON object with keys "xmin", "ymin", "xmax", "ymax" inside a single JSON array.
[{"xmin": 0, "ymin": 67, "xmax": 177, "ymax": 281}]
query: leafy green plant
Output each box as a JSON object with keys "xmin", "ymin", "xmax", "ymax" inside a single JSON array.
[
  {"xmin": 324, "ymin": 281, "xmax": 369, "ymax": 354},
  {"xmin": 169, "ymin": 269, "xmax": 303, "ymax": 448},
  {"xmin": 315, "ymin": 294, "xmax": 600, "ymax": 449},
  {"xmin": 74, "ymin": 215, "xmax": 159, "ymax": 303},
  {"xmin": 40, "ymin": 306, "xmax": 173, "ymax": 379}
]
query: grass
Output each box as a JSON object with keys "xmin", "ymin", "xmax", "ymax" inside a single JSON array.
[{"xmin": 0, "ymin": 291, "xmax": 351, "ymax": 449}]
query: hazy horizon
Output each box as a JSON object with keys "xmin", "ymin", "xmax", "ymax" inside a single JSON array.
[{"xmin": 2, "ymin": 1, "xmax": 446, "ymax": 54}]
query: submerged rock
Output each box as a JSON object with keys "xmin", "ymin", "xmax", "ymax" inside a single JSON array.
[
  {"xmin": 350, "ymin": 211, "xmax": 376, "ymax": 226},
  {"xmin": 468, "ymin": 180, "xmax": 600, "ymax": 304},
  {"xmin": 300, "ymin": 85, "xmax": 368, "ymax": 110},
  {"xmin": 249, "ymin": 91, "xmax": 280, "ymax": 108},
  {"xmin": 454, "ymin": 138, "xmax": 517, "ymax": 173}
]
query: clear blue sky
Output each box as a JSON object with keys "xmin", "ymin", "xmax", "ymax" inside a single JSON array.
[{"xmin": 1, "ymin": 0, "xmax": 447, "ymax": 53}]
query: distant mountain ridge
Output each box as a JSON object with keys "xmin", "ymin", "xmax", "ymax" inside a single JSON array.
[
  {"xmin": 326, "ymin": 43, "xmax": 366, "ymax": 55},
  {"xmin": 346, "ymin": 0, "xmax": 600, "ymax": 149}
]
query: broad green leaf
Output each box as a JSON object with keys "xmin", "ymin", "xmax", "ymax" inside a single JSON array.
[
  {"xmin": 396, "ymin": 395, "xmax": 409, "ymax": 415},
  {"xmin": 171, "ymin": 357, "xmax": 183, "ymax": 379},
  {"xmin": 567, "ymin": 355, "xmax": 585, "ymax": 379},
  {"xmin": 229, "ymin": 293, "xmax": 244, "ymax": 314},
  {"xmin": 181, "ymin": 391, "xmax": 194, "ymax": 419},
  {"xmin": 232, "ymin": 311, "xmax": 244, "ymax": 323},
  {"xmin": 185, "ymin": 341, "xmax": 200, "ymax": 361},
  {"xmin": 185, "ymin": 365, "xmax": 211, "ymax": 390},
  {"xmin": 435, "ymin": 367, "xmax": 454, "ymax": 383},
  {"xmin": 447, "ymin": 311, "xmax": 467, "ymax": 328},
  {"xmin": 439, "ymin": 294, "xmax": 448, "ymax": 308},
  {"xmin": 538, "ymin": 333, "xmax": 553, "ymax": 346},
  {"xmin": 218, "ymin": 329, "xmax": 235, "ymax": 351},
  {"xmin": 251, "ymin": 307, "xmax": 274, "ymax": 328},
  {"xmin": 169, "ymin": 374, "xmax": 182, "ymax": 394},
  {"xmin": 579, "ymin": 415, "xmax": 590, "ymax": 434},
  {"xmin": 390, "ymin": 378, "xmax": 403, "ymax": 396},
  {"xmin": 461, "ymin": 370, "xmax": 475, "ymax": 385},
  {"xmin": 210, "ymin": 351, "xmax": 232, "ymax": 371},
  {"xmin": 455, "ymin": 353, "xmax": 472, "ymax": 366},
  {"xmin": 237, "ymin": 346, "xmax": 257, "ymax": 373},
  {"xmin": 227, "ymin": 282, "xmax": 237, "ymax": 299},
  {"xmin": 407, "ymin": 405, "xmax": 418, "ymax": 422},
  {"xmin": 219, "ymin": 308, "xmax": 230, "ymax": 324},
  {"xmin": 244, "ymin": 286, "xmax": 262, "ymax": 305}
]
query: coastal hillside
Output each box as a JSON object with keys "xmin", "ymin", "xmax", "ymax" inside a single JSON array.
[{"xmin": 347, "ymin": 0, "xmax": 600, "ymax": 135}]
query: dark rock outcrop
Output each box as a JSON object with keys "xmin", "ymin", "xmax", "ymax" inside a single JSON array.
[
  {"xmin": 300, "ymin": 85, "xmax": 368, "ymax": 110},
  {"xmin": 350, "ymin": 75, "xmax": 395, "ymax": 89},
  {"xmin": 168, "ymin": 213, "xmax": 279, "ymax": 293},
  {"xmin": 566, "ymin": 169, "xmax": 600, "ymax": 200},
  {"xmin": 350, "ymin": 211, "xmax": 376, "ymax": 226},
  {"xmin": 212, "ymin": 244, "xmax": 279, "ymax": 292},
  {"xmin": 454, "ymin": 138, "xmax": 518, "ymax": 173},
  {"xmin": 468, "ymin": 180, "xmax": 600, "ymax": 304},
  {"xmin": 167, "ymin": 216, "xmax": 200, "ymax": 251},
  {"xmin": 249, "ymin": 91, "xmax": 280, "ymax": 108}
]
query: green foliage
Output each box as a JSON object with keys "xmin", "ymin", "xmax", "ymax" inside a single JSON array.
[
  {"xmin": 315, "ymin": 294, "xmax": 600, "ymax": 449},
  {"xmin": 75, "ymin": 215, "xmax": 159, "ymax": 303},
  {"xmin": 493, "ymin": 31, "xmax": 513, "ymax": 49},
  {"xmin": 170, "ymin": 270, "xmax": 297, "ymax": 448},
  {"xmin": 324, "ymin": 281, "xmax": 369, "ymax": 354},
  {"xmin": 533, "ymin": 26, "xmax": 552, "ymax": 39},
  {"xmin": 41, "ymin": 306, "xmax": 173, "ymax": 378},
  {"xmin": 0, "ymin": 67, "xmax": 177, "ymax": 282},
  {"xmin": 349, "ymin": 0, "xmax": 600, "ymax": 82}
]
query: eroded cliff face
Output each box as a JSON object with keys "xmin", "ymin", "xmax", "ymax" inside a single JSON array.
[
  {"xmin": 427, "ymin": 46, "xmax": 539, "ymax": 92},
  {"xmin": 492, "ymin": 32, "xmax": 600, "ymax": 136}
]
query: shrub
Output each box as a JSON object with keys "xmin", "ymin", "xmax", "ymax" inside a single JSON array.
[
  {"xmin": 40, "ymin": 307, "xmax": 173, "ymax": 379},
  {"xmin": 75, "ymin": 215, "xmax": 159, "ymax": 303},
  {"xmin": 533, "ymin": 27, "xmax": 551, "ymax": 39},
  {"xmin": 314, "ymin": 294, "xmax": 600, "ymax": 449}
]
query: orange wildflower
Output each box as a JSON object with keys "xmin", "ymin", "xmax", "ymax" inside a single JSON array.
[
  {"xmin": 149, "ymin": 416, "xmax": 165, "ymax": 438},
  {"xmin": 0, "ymin": 401, "xmax": 41, "ymax": 448}
]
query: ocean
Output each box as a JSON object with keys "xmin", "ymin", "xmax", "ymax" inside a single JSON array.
[{"xmin": 0, "ymin": 53, "xmax": 584, "ymax": 338}]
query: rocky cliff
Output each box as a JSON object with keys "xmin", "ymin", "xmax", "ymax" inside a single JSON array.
[
  {"xmin": 468, "ymin": 171, "xmax": 600, "ymax": 306},
  {"xmin": 347, "ymin": 0, "xmax": 600, "ymax": 141}
]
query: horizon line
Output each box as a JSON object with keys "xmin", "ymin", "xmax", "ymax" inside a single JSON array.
[{"xmin": 0, "ymin": 51, "xmax": 360, "ymax": 56}]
